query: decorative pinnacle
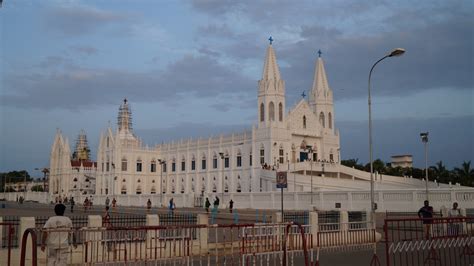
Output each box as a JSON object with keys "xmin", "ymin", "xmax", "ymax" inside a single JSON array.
[{"xmin": 268, "ymin": 36, "xmax": 273, "ymax": 45}]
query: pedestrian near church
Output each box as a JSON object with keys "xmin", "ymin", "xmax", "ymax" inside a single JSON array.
[
  {"xmin": 105, "ymin": 197, "xmax": 110, "ymax": 208},
  {"xmin": 448, "ymin": 202, "xmax": 462, "ymax": 235},
  {"xmin": 41, "ymin": 204, "xmax": 76, "ymax": 266},
  {"xmin": 205, "ymin": 198, "xmax": 211, "ymax": 213},
  {"xmin": 112, "ymin": 198, "xmax": 117, "ymax": 210},
  {"xmin": 229, "ymin": 199, "xmax": 234, "ymax": 213},
  {"xmin": 69, "ymin": 197, "xmax": 75, "ymax": 213},
  {"xmin": 418, "ymin": 200, "xmax": 434, "ymax": 239},
  {"xmin": 147, "ymin": 199, "xmax": 152, "ymax": 212}
]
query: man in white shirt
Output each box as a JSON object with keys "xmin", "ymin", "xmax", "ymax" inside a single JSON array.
[{"xmin": 41, "ymin": 204, "xmax": 75, "ymax": 266}]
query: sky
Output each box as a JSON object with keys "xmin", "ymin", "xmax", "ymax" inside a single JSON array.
[{"xmin": 0, "ymin": 0, "xmax": 473, "ymax": 177}]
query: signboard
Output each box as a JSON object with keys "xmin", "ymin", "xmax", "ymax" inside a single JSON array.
[{"xmin": 276, "ymin": 171, "xmax": 288, "ymax": 188}]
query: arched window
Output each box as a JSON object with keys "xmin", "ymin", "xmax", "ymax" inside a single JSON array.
[
  {"xmin": 121, "ymin": 158, "xmax": 127, "ymax": 171},
  {"xmin": 328, "ymin": 112, "xmax": 332, "ymax": 129},
  {"xmin": 121, "ymin": 186, "xmax": 127, "ymax": 195},
  {"xmin": 260, "ymin": 146, "xmax": 265, "ymax": 165},
  {"xmin": 303, "ymin": 115, "xmax": 307, "ymax": 129},
  {"xmin": 279, "ymin": 102, "xmax": 283, "ymax": 121},
  {"xmin": 260, "ymin": 103, "xmax": 265, "ymax": 122},
  {"xmin": 319, "ymin": 112, "xmax": 325, "ymax": 128},
  {"xmin": 136, "ymin": 158, "xmax": 142, "ymax": 172},
  {"xmin": 269, "ymin": 102, "xmax": 275, "ymax": 121},
  {"xmin": 236, "ymin": 150, "xmax": 242, "ymax": 167},
  {"xmin": 279, "ymin": 146, "xmax": 284, "ymax": 164},
  {"xmin": 150, "ymin": 160, "xmax": 156, "ymax": 172},
  {"xmin": 201, "ymin": 154, "xmax": 207, "ymax": 170}
]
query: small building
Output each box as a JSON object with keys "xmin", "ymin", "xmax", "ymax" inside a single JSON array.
[{"xmin": 391, "ymin": 155, "xmax": 413, "ymax": 168}]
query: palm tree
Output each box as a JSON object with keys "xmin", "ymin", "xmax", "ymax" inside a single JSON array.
[
  {"xmin": 430, "ymin": 161, "xmax": 449, "ymax": 183},
  {"xmin": 454, "ymin": 161, "xmax": 474, "ymax": 187}
]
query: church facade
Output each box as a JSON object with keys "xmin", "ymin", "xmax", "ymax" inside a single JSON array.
[{"xmin": 93, "ymin": 43, "xmax": 340, "ymax": 197}]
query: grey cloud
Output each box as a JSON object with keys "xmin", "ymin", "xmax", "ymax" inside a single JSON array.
[
  {"xmin": 198, "ymin": 24, "xmax": 236, "ymax": 39},
  {"xmin": 70, "ymin": 45, "xmax": 98, "ymax": 56},
  {"xmin": 2, "ymin": 55, "xmax": 254, "ymax": 110},
  {"xmin": 198, "ymin": 47, "xmax": 221, "ymax": 58},
  {"xmin": 36, "ymin": 56, "xmax": 73, "ymax": 68},
  {"xmin": 44, "ymin": 5, "xmax": 128, "ymax": 36}
]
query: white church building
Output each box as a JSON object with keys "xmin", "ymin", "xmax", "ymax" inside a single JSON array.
[
  {"xmin": 43, "ymin": 42, "xmax": 473, "ymax": 211},
  {"xmin": 95, "ymin": 43, "xmax": 339, "ymax": 197}
]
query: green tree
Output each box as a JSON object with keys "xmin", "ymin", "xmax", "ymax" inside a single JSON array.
[
  {"xmin": 454, "ymin": 161, "xmax": 474, "ymax": 187},
  {"xmin": 430, "ymin": 161, "xmax": 449, "ymax": 183},
  {"xmin": 364, "ymin": 159, "xmax": 386, "ymax": 174},
  {"xmin": 341, "ymin": 159, "xmax": 364, "ymax": 170},
  {"xmin": 31, "ymin": 185, "xmax": 44, "ymax": 192}
]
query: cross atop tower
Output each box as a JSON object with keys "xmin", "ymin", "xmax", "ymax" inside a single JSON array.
[
  {"xmin": 301, "ymin": 91, "xmax": 306, "ymax": 98},
  {"xmin": 268, "ymin": 36, "xmax": 273, "ymax": 45},
  {"xmin": 318, "ymin": 49, "xmax": 322, "ymax": 57}
]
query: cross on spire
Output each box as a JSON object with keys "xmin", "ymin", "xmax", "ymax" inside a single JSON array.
[
  {"xmin": 318, "ymin": 49, "xmax": 322, "ymax": 57},
  {"xmin": 268, "ymin": 36, "xmax": 273, "ymax": 45},
  {"xmin": 301, "ymin": 91, "xmax": 306, "ymax": 98}
]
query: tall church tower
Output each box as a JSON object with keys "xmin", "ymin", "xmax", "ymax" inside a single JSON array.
[
  {"xmin": 257, "ymin": 37, "xmax": 286, "ymax": 129},
  {"xmin": 309, "ymin": 51, "xmax": 335, "ymax": 134}
]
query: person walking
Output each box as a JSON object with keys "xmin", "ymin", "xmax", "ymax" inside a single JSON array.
[
  {"xmin": 147, "ymin": 199, "xmax": 152, "ymax": 212},
  {"xmin": 229, "ymin": 199, "xmax": 234, "ymax": 213},
  {"xmin": 41, "ymin": 204, "xmax": 76, "ymax": 266},
  {"xmin": 418, "ymin": 200, "xmax": 434, "ymax": 239},
  {"xmin": 169, "ymin": 198, "xmax": 174, "ymax": 214},
  {"xmin": 105, "ymin": 197, "xmax": 110, "ymax": 208},
  {"xmin": 205, "ymin": 198, "xmax": 211, "ymax": 213},
  {"xmin": 112, "ymin": 198, "xmax": 117, "ymax": 211},
  {"xmin": 69, "ymin": 197, "xmax": 75, "ymax": 213},
  {"xmin": 83, "ymin": 198, "xmax": 89, "ymax": 212}
]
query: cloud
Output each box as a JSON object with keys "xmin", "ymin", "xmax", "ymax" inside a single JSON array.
[
  {"xmin": 69, "ymin": 45, "xmax": 98, "ymax": 56},
  {"xmin": 1, "ymin": 54, "xmax": 254, "ymax": 110},
  {"xmin": 44, "ymin": 5, "xmax": 128, "ymax": 36}
]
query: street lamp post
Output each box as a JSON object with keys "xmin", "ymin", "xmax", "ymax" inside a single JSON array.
[
  {"xmin": 158, "ymin": 159, "xmax": 166, "ymax": 207},
  {"xmin": 420, "ymin": 132, "xmax": 429, "ymax": 200},
  {"xmin": 368, "ymin": 48, "xmax": 405, "ymax": 216},
  {"xmin": 219, "ymin": 152, "xmax": 225, "ymax": 205},
  {"xmin": 307, "ymin": 148, "xmax": 314, "ymax": 205}
]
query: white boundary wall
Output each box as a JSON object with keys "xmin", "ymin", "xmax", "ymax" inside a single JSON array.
[{"xmin": 3, "ymin": 188, "xmax": 474, "ymax": 212}]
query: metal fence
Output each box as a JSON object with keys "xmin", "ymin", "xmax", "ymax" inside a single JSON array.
[
  {"xmin": 284, "ymin": 211, "xmax": 309, "ymax": 225},
  {"xmin": 384, "ymin": 217, "xmax": 474, "ymax": 266},
  {"xmin": 318, "ymin": 211, "xmax": 340, "ymax": 232},
  {"xmin": 1, "ymin": 216, "xmax": 19, "ymax": 248},
  {"xmin": 20, "ymin": 223, "xmax": 313, "ymax": 266},
  {"xmin": 0, "ymin": 223, "xmax": 14, "ymax": 266},
  {"xmin": 348, "ymin": 211, "xmax": 368, "ymax": 230},
  {"xmin": 385, "ymin": 211, "xmax": 442, "ymax": 219}
]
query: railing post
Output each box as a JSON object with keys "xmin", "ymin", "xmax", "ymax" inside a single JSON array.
[
  {"xmin": 197, "ymin": 213, "xmax": 209, "ymax": 252},
  {"xmin": 19, "ymin": 217, "xmax": 35, "ymax": 263},
  {"xmin": 309, "ymin": 211, "xmax": 319, "ymax": 248},
  {"xmin": 0, "ymin": 217, "xmax": 3, "ymax": 248},
  {"xmin": 87, "ymin": 215, "xmax": 102, "ymax": 262},
  {"xmin": 340, "ymin": 211, "xmax": 349, "ymax": 232}
]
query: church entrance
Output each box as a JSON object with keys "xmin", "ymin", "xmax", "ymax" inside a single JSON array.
[{"xmin": 299, "ymin": 152, "xmax": 308, "ymax": 162}]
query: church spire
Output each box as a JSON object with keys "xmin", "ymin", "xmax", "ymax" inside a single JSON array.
[
  {"xmin": 310, "ymin": 51, "xmax": 333, "ymax": 105},
  {"xmin": 261, "ymin": 37, "xmax": 281, "ymax": 81},
  {"xmin": 117, "ymin": 98, "xmax": 133, "ymax": 133},
  {"xmin": 73, "ymin": 129, "xmax": 90, "ymax": 161}
]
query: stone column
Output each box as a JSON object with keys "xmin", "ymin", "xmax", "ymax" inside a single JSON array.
[
  {"xmin": 197, "ymin": 213, "xmax": 209, "ymax": 252},
  {"xmin": 309, "ymin": 212, "xmax": 318, "ymax": 247},
  {"xmin": 19, "ymin": 217, "xmax": 35, "ymax": 262}
]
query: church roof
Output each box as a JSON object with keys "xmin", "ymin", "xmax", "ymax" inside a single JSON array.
[
  {"xmin": 71, "ymin": 160, "xmax": 97, "ymax": 168},
  {"xmin": 261, "ymin": 44, "xmax": 281, "ymax": 81}
]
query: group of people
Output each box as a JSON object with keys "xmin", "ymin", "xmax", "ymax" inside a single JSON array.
[
  {"xmin": 418, "ymin": 200, "xmax": 464, "ymax": 238},
  {"xmin": 204, "ymin": 196, "xmax": 234, "ymax": 213}
]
